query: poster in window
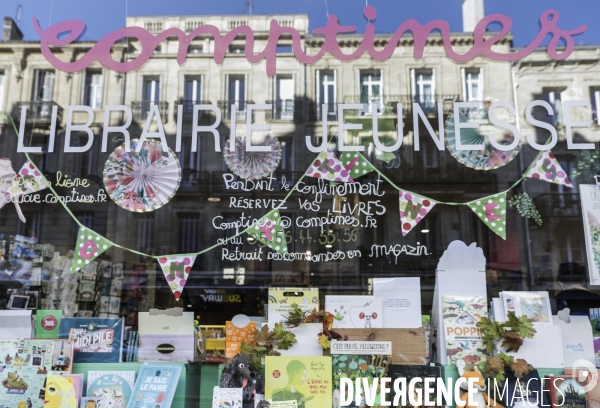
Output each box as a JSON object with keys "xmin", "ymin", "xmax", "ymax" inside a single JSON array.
[{"xmin": 579, "ymin": 185, "xmax": 600, "ymax": 285}]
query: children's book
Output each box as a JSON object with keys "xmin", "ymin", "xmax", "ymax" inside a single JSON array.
[
  {"xmin": 441, "ymin": 294, "xmax": 488, "ymax": 366},
  {"xmin": 87, "ymin": 371, "xmax": 136, "ymax": 406},
  {"xmin": 58, "ymin": 373, "xmax": 84, "ymax": 402},
  {"xmin": 265, "ymin": 356, "xmax": 332, "ymax": 408},
  {"xmin": 43, "ymin": 375, "xmax": 78, "ymax": 407},
  {"xmin": 330, "ymin": 341, "xmax": 391, "ymax": 408},
  {"xmin": 267, "ymin": 288, "xmax": 319, "ymax": 324},
  {"xmin": 212, "ymin": 387, "xmax": 243, "ymax": 408},
  {"xmin": 35, "ymin": 310, "xmax": 62, "ymax": 339},
  {"xmin": 547, "ymin": 375, "xmax": 586, "ymax": 408},
  {"xmin": 500, "ymin": 291, "xmax": 552, "ymax": 325},
  {"xmin": 387, "ymin": 364, "xmax": 442, "ymax": 408},
  {"xmin": 59, "ymin": 317, "xmax": 124, "ymax": 363},
  {"xmin": 127, "ymin": 364, "xmax": 181, "ymax": 408},
  {"xmin": 0, "ymin": 339, "xmax": 74, "ymax": 408},
  {"xmin": 325, "ymin": 296, "xmax": 383, "ymax": 329}
]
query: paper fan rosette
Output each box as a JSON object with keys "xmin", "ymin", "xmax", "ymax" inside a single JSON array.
[
  {"xmin": 103, "ymin": 139, "xmax": 181, "ymax": 212},
  {"xmin": 446, "ymin": 111, "xmax": 521, "ymax": 170},
  {"xmin": 224, "ymin": 136, "xmax": 282, "ymax": 180}
]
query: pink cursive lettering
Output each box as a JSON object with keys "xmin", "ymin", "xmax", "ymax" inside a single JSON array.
[{"xmin": 33, "ymin": 7, "xmax": 586, "ymax": 77}]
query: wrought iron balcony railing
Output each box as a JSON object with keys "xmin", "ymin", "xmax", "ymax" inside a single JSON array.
[
  {"xmin": 218, "ymin": 100, "xmax": 255, "ymax": 121},
  {"xmin": 11, "ymin": 101, "xmax": 64, "ymax": 125},
  {"xmin": 131, "ymin": 101, "xmax": 169, "ymax": 122},
  {"xmin": 265, "ymin": 99, "xmax": 303, "ymax": 122},
  {"xmin": 175, "ymin": 100, "xmax": 213, "ymax": 122}
]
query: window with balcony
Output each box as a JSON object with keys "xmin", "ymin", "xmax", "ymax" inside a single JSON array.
[
  {"xmin": 316, "ymin": 69, "xmax": 336, "ymax": 120},
  {"xmin": 226, "ymin": 74, "xmax": 246, "ymax": 118},
  {"xmin": 462, "ymin": 68, "xmax": 483, "ymax": 102},
  {"xmin": 133, "ymin": 76, "xmax": 167, "ymax": 121},
  {"xmin": 591, "ymin": 87, "xmax": 600, "ymax": 125},
  {"xmin": 0, "ymin": 70, "xmax": 5, "ymax": 111},
  {"xmin": 143, "ymin": 76, "xmax": 160, "ymax": 104},
  {"xmin": 272, "ymin": 74, "xmax": 294, "ymax": 120},
  {"xmin": 359, "ymin": 69, "xmax": 383, "ymax": 113},
  {"xmin": 184, "ymin": 75, "xmax": 202, "ymax": 103},
  {"xmin": 411, "ymin": 68, "xmax": 435, "ymax": 110},
  {"xmin": 178, "ymin": 213, "xmax": 200, "ymax": 253},
  {"xmin": 542, "ymin": 87, "xmax": 565, "ymax": 126},
  {"xmin": 83, "ymin": 69, "xmax": 103, "ymax": 109},
  {"xmin": 32, "ymin": 69, "xmax": 55, "ymax": 102},
  {"xmin": 32, "ymin": 69, "xmax": 55, "ymax": 120}
]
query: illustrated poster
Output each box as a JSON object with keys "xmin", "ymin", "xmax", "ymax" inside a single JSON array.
[
  {"xmin": 325, "ymin": 296, "xmax": 383, "ymax": 329},
  {"xmin": 442, "ymin": 295, "xmax": 488, "ymax": 366}
]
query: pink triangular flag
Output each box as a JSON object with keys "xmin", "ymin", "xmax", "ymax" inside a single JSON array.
[
  {"xmin": 306, "ymin": 149, "xmax": 354, "ymax": 183},
  {"xmin": 158, "ymin": 255, "xmax": 196, "ymax": 299},
  {"xmin": 525, "ymin": 151, "xmax": 572, "ymax": 187},
  {"xmin": 399, "ymin": 190, "xmax": 436, "ymax": 236}
]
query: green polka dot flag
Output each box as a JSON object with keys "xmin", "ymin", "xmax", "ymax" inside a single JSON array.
[
  {"xmin": 340, "ymin": 152, "xmax": 376, "ymax": 180},
  {"xmin": 467, "ymin": 192, "xmax": 507, "ymax": 240},
  {"xmin": 250, "ymin": 210, "xmax": 288, "ymax": 254},
  {"xmin": 70, "ymin": 226, "xmax": 113, "ymax": 274}
]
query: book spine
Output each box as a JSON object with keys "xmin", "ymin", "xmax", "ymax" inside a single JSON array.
[
  {"xmin": 132, "ymin": 331, "xmax": 138, "ymax": 362},
  {"xmin": 125, "ymin": 330, "xmax": 133, "ymax": 362}
]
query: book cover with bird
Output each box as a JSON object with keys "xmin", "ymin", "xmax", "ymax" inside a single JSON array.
[
  {"xmin": 265, "ymin": 356, "xmax": 332, "ymax": 408},
  {"xmin": 442, "ymin": 295, "xmax": 488, "ymax": 366}
]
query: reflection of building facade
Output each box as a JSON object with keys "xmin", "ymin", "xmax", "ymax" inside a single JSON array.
[{"xmin": 1, "ymin": 11, "xmax": 599, "ymax": 318}]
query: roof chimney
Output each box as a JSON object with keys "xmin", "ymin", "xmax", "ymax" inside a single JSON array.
[
  {"xmin": 3, "ymin": 17, "xmax": 24, "ymax": 41},
  {"xmin": 462, "ymin": 0, "xmax": 484, "ymax": 32}
]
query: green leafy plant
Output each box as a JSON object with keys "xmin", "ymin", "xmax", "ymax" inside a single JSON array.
[
  {"xmin": 283, "ymin": 303, "xmax": 346, "ymax": 349},
  {"xmin": 240, "ymin": 323, "xmax": 297, "ymax": 371},
  {"xmin": 509, "ymin": 192, "xmax": 542, "ymax": 226},
  {"xmin": 571, "ymin": 150, "xmax": 600, "ymax": 184},
  {"xmin": 477, "ymin": 311, "xmax": 537, "ymax": 382}
]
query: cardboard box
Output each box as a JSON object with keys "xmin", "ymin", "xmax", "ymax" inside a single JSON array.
[
  {"xmin": 330, "ymin": 328, "xmax": 428, "ymax": 365},
  {"xmin": 138, "ymin": 309, "xmax": 195, "ymax": 362}
]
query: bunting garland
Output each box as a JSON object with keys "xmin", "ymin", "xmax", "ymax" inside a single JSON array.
[
  {"xmin": 467, "ymin": 192, "xmax": 508, "ymax": 240},
  {"xmin": 399, "ymin": 189, "xmax": 436, "ymax": 236},
  {"xmin": 7, "ymin": 112, "xmax": 570, "ymax": 298},
  {"xmin": 525, "ymin": 151, "xmax": 573, "ymax": 187},
  {"xmin": 307, "ymin": 148, "xmax": 354, "ymax": 183},
  {"xmin": 158, "ymin": 255, "xmax": 196, "ymax": 300},
  {"xmin": 339, "ymin": 152, "xmax": 377, "ymax": 179},
  {"xmin": 71, "ymin": 227, "xmax": 113, "ymax": 273},
  {"xmin": 249, "ymin": 209, "xmax": 288, "ymax": 254}
]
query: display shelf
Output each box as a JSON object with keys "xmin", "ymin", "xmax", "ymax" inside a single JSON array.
[
  {"xmin": 439, "ymin": 365, "xmax": 565, "ymax": 408},
  {"xmin": 73, "ymin": 361, "xmax": 201, "ymax": 408},
  {"xmin": 200, "ymin": 363, "xmax": 221, "ymax": 407}
]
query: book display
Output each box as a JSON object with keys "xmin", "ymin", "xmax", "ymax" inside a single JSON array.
[{"xmin": 1, "ymin": 0, "xmax": 600, "ymax": 407}]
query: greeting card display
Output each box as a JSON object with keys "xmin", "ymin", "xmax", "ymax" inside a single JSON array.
[
  {"xmin": 330, "ymin": 341, "xmax": 391, "ymax": 408},
  {"xmin": 325, "ymin": 296, "xmax": 383, "ymax": 329},
  {"xmin": 87, "ymin": 371, "xmax": 136, "ymax": 407},
  {"xmin": 500, "ymin": 291, "xmax": 552, "ymax": 325},
  {"xmin": 265, "ymin": 356, "xmax": 332, "ymax": 408},
  {"xmin": 431, "ymin": 241, "xmax": 487, "ymax": 365},
  {"xmin": 442, "ymin": 294, "xmax": 488, "ymax": 366},
  {"xmin": 0, "ymin": 339, "xmax": 74, "ymax": 408},
  {"xmin": 267, "ymin": 288, "xmax": 319, "ymax": 324},
  {"xmin": 59, "ymin": 317, "xmax": 124, "ymax": 363},
  {"xmin": 128, "ymin": 364, "xmax": 181, "ymax": 408}
]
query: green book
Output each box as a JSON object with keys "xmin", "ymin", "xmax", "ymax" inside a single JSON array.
[{"xmin": 35, "ymin": 310, "xmax": 63, "ymax": 338}]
